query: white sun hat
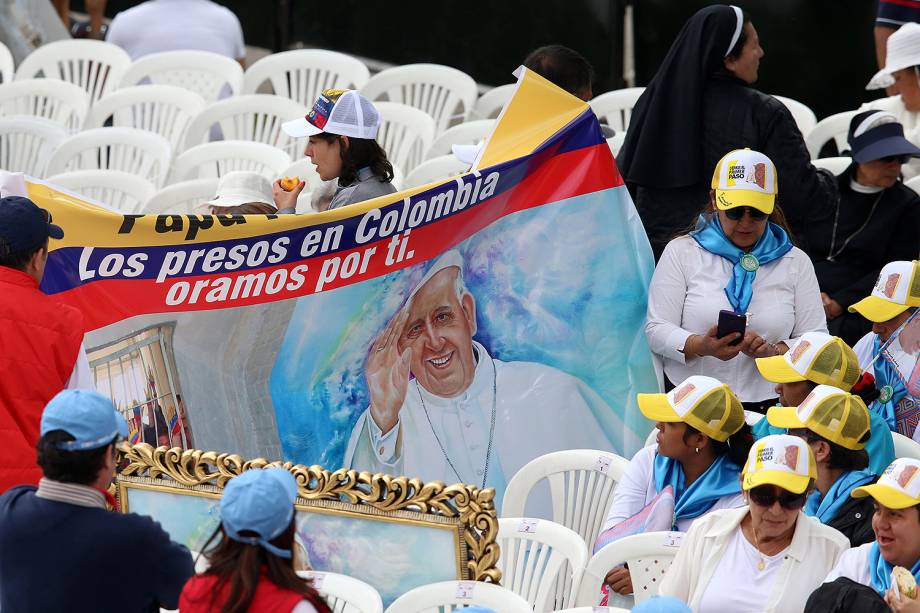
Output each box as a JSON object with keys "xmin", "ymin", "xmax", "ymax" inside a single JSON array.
[
  {"xmin": 868, "ymin": 22, "xmax": 920, "ymax": 90},
  {"xmin": 203, "ymin": 171, "xmax": 275, "ymax": 209}
]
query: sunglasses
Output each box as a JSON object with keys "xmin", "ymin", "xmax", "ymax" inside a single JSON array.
[
  {"xmin": 748, "ymin": 485, "xmax": 807, "ymax": 510},
  {"xmin": 879, "ymin": 154, "xmax": 910, "ymax": 164},
  {"xmin": 724, "ymin": 206, "xmax": 769, "ymax": 221}
]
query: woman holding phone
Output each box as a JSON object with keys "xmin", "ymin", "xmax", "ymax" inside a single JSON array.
[{"xmin": 644, "ymin": 149, "xmax": 827, "ymax": 411}]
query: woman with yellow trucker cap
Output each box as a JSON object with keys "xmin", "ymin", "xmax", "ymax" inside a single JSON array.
[
  {"xmin": 659, "ymin": 434, "xmax": 849, "ymax": 612},
  {"xmin": 849, "ymin": 260, "xmax": 920, "ymax": 437},
  {"xmin": 754, "ymin": 331, "xmax": 895, "ymax": 475},
  {"xmin": 808, "ymin": 457, "xmax": 920, "ymax": 612},
  {"xmin": 603, "ymin": 375, "xmax": 752, "ymax": 596},
  {"xmin": 645, "ymin": 149, "xmax": 827, "ymax": 413}
]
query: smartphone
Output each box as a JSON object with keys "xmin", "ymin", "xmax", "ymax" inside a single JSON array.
[{"xmin": 717, "ymin": 310, "xmax": 747, "ymax": 346}]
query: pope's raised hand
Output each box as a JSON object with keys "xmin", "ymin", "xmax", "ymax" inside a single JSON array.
[{"xmin": 365, "ymin": 308, "xmax": 412, "ymax": 434}]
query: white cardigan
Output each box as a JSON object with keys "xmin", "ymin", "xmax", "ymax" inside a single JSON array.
[{"xmin": 659, "ymin": 506, "xmax": 849, "ymax": 612}]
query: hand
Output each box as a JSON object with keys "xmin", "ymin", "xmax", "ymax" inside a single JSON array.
[
  {"xmin": 365, "ymin": 309, "xmax": 412, "ymax": 434},
  {"xmin": 272, "ymin": 178, "xmax": 307, "ymax": 213},
  {"xmin": 738, "ymin": 331, "xmax": 779, "ymax": 359},
  {"xmin": 686, "ymin": 326, "xmax": 743, "ymax": 361},
  {"xmin": 885, "ymin": 587, "xmax": 920, "ymax": 612},
  {"xmin": 820, "ymin": 292, "xmax": 844, "ymax": 321},
  {"xmin": 604, "ymin": 566, "xmax": 633, "ymax": 595}
]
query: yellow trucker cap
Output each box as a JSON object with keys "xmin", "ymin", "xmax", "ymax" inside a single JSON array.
[
  {"xmin": 711, "ymin": 148, "xmax": 778, "ymax": 215},
  {"xmin": 638, "ymin": 375, "xmax": 744, "ymax": 442},
  {"xmin": 766, "ymin": 384, "xmax": 870, "ymax": 450},
  {"xmin": 756, "ymin": 332, "xmax": 862, "ymax": 390},
  {"xmin": 849, "ymin": 260, "xmax": 920, "ymax": 323},
  {"xmin": 852, "ymin": 458, "xmax": 920, "ymax": 509},
  {"xmin": 742, "ymin": 434, "xmax": 817, "ymax": 494}
]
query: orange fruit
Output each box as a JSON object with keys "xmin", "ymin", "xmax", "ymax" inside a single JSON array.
[{"xmin": 280, "ymin": 176, "xmax": 300, "ymax": 191}]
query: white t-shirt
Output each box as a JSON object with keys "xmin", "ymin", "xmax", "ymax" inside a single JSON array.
[
  {"xmin": 604, "ymin": 445, "xmax": 745, "ymax": 533},
  {"xmin": 696, "ymin": 526, "xmax": 789, "ymax": 612},
  {"xmin": 106, "ymin": 0, "xmax": 245, "ymax": 60},
  {"xmin": 824, "ymin": 542, "xmax": 873, "ymax": 585},
  {"xmin": 645, "ymin": 236, "xmax": 827, "ymax": 402}
]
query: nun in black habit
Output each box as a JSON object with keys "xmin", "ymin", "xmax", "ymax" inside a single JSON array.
[{"xmin": 617, "ymin": 5, "xmax": 837, "ymax": 260}]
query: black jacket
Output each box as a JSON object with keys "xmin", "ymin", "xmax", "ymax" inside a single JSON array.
[
  {"xmin": 826, "ymin": 493, "xmax": 876, "ymax": 548},
  {"xmin": 805, "ymin": 577, "xmax": 890, "ymax": 613}
]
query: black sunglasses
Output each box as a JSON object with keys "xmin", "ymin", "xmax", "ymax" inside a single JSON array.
[
  {"xmin": 879, "ymin": 154, "xmax": 910, "ymax": 164},
  {"xmin": 724, "ymin": 206, "xmax": 769, "ymax": 221},
  {"xmin": 748, "ymin": 485, "xmax": 807, "ymax": 510}
]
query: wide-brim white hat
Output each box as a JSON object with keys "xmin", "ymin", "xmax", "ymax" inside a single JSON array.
[
  {"xmin": 204, "ymin": 171, "xmax": 275, "ymax": 209},
  {"xmin": 867, "ymin": 22, "xmax": 920, "ymax": 90}
]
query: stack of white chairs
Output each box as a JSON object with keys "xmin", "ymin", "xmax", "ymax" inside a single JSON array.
[
  {"xmin": 15, "ymin": 40, "xmax": 131, "ymax": 107},
  {"xmin": 904, "ymin": 175, "xmax": 920, "ymax": 196},
  {"xmin": 0, "ymin": 41, "xmax": 13, "ymax": 84},
  {"xmin": 384, "ymin": 580, "xmax": 532, "ymax": 613},
  {"xmin": 472, "ymin": 84, "xmax": 515, "ymax": 120},
  {"xmin": 120, "ymin": 50, "xmax": 243, "ymax": 103},
  {"xmin": 426, "ymin": 119, "xmax": 493, "ymax": 160},
  {"xmin": 0, "ymin": 116, "xmax": 67, "ymax": 176},
  {"xmin": 243, "ymin": 49, "xmax": 370, "ymax": 106},
  {"xmin": 45, "ymin": 127, "xmax": 172, "ymax": 187},
  {"xmin": 375, "ymin": 102, "xmax": 436, "ymax": 174},
  {"xmin": 805, "ymin": 110, "xmax": 859, "ymax": 159},
  {"xmin": 170, "ymin": 140, "xmax": 291, "ymax": 183},
  {"xmin": 811, "ymin": 156, "xmax": 852, "ymax": 175},
  {"xmin": 0, "ymin": 79, "xmax": 89, "ymax": 133},
  {"xmin": 296, "ymin": 570, "xmax": 384, "ymax": 613},
  {"xmin": 894, "ymin": 432, "xmax": 920, "ymax": 460},
  {"xmin": 47, "ymin": 169, "xmax": 155, "ymax": 214},
  {"xmin": 403, "ymin": 156, "xmax": 469, "ymax": 190},
  {"xmin": 144, "ymin": 177, "xmax": 219, "ymax": 215}
]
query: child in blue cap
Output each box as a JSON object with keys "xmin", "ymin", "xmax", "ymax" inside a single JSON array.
[{"xmin": 180, "ymin": 467, "xmax": 332, "ymax": 613}]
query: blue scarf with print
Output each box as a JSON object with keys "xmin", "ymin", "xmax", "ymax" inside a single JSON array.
[
  {"xmin": 871, "ymin": 334, "xmax": 909, "ymax": 432},
  {"xmin": 690, "ymin": 215, "xmax": 793, "ymax": 314},
  {"xmin": 869, "ymin": 540, "xmax": 920, "ymax": 595},
  {"xmin": 804, "ymin": 469, "xmax": 876, "ymax": 524},
  {"xmin": 653, "ymin": 452, "xmax": 742, "ymax": 528}
]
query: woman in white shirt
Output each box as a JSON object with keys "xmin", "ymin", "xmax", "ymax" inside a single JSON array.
[
  {"xmin": 645, "ymin": 148, "xmax": 827, "ymax": 411},
  {"xmin": 659, "ymin": 434, "xmax": 849, "ymax": 612}
]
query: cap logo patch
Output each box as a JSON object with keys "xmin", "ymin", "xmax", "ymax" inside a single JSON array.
[
  {"xmin": 726, "ymin": 161, "xmax": 745, "ymax": 186},
  {"xmin": 307, "ymin": 89, "xmax": 346, "ymax": 131},
  {"xmin": 672, "ymin": 383, "xmax": 696, "ymax": 405},
  {"xmin": 756, "ymin": 445, "xmax": 774, "ymax": 466},
  {"xmin": 745, "ymin": 163, "xmax": 766, "ymax": 189},
  {"xmin": 897, "ymin": 464, "xmax": 919, "ymax": 488},
  {"xmin": 781, "ymin": 445, "xmax": 800, "ymax": 470},
  {"xmin": 877, "ymin": 273, "xmax": 901, "ymax": 298},
  {"xmin": 789, "ymin": 340, "xmax": 811, "ymax": 364}
]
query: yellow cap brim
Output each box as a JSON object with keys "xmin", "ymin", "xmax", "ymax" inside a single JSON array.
[
  {"xmin": 637, "ymin": 393, "xmax": 683, "ymax": 423},
  {"xmin": 852, "ymin": 483, "xmax": 919, "ymax": 509},
  {"xmin": 714, "ymin": 189, "xmax": 775, "ymax": 214},
  {"xmin": 766, "ymin": 406, "xmax": 807, "ymax": 429},
  {"xmin": 848, "ymin": 295, "xmax": 909, "ymax": 323},
  {"xmin": 742, "ymin": 470, "xmax": 811, "ymax": 494},
  {"xmin": 756, "ymin": 355, "xmax": 806, "ymax": 383}
]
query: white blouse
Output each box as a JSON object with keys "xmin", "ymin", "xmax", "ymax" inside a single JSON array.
[{"xmin": 645, "ymin": 236, "xmax": 827, "ymax": 402}]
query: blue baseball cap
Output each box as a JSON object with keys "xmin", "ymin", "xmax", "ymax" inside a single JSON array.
[
  {"xmin": 40, "ymin": 389, "xmax": 129, "ymax": 451},
  {"xmin": 848, "ymin": 111, "xmax": 920, "ymax": 164},
  {"xmin": 221, "ymin": 467, "xmax": 299, "ymax": 559},
  {"xmin": 631, "ymin": 596, "xmax": 692, "ymax": 613},
  {"xmin": 0, "ymin": 196, "xmax": 64, "ymax": 257}
]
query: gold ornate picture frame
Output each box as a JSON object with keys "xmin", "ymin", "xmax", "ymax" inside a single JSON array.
[{"xmin": 115, "ymin": 443, "xmax": 500, "ymax": 605}]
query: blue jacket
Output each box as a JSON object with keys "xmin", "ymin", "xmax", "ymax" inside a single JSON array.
[{"xmin": 0, "ymin": 485, "xmax": 194, "ymax": 612}]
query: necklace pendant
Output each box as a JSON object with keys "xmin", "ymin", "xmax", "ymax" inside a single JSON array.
[{"xmin": 757, "ymin": 560, "xmax": 765, "ymax": 571}]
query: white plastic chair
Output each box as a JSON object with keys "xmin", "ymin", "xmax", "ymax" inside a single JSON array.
[
  {"xmin": 296, "ymin": 570, "xmax": 384, "ymax": 613},
  {"xmin": 498, "ymin": 517, "xmax": 589, "ymax": 612},
  {"xmin": 384, "ymin": 580, "xmax": 532, "ymax": 613},
  {"xmin": 589, "ymin": 88, "xmax": 645, "ymax": 134},
  {"xmin": 904, "ymin": 175, "xmax": 920, "ymax": 196},
  {"xmin": 182, "ymin": 94, "xmax": 305, "ymax": 158},
  {"xmin": 553, "ymin": 608, "xmax": 631, "ymax": 613},
  {"xmin": 15, "ymin": 40, "xmax": 131, "ymax": 106},
  {"xmin": 403, "ymin": 155, "xmax": 469, "ymax": 190},
  {"xmin": 375, "ymin": 102, "xmax": 436, "ymax": 174},
  {"xmin": 169, "ymin": 140, "xmax": 291, "ymax": 183},
  {"xmin": 120, "ymin": 50, "xmax": 243, "ymax": 103},
  {"xmin": 502, "ymin": 450, "xmax": 630, "ymax": 552},
  {"xmin": 0, "ymin": 41, "xmax": 13, "ymax": 84},
  {"xmin": 607, "ymin": 133, "xmax": 627, "ymax": 158},
  {"xmin": 893, "ymin": 432, "xmax": 920, "ymax": 460},
  {"xmin": 243, "ymin": 49, "xmax": 370, "ymax": 106},
  {"xmin": 85, "ymin": 85, "xmax": 206, "ymax": 152},
  {"xmin": 426, "ymin": 119, "xmax": 494, "ymax": 160},
  {"xmin": 0, "ymin": 79, "xmax": 90, "ymax": 133},
  {"xmin": 0, "ymin": 116, "xmax": 67, "ymax": 176},
  {"xmin": 46, "ymin": 127, "xmax": 172, "ymax": 187},
  {"xmin": 772, "ymin": 94, "xmax": 818, "ymax": 137},
  {"xmin": 472, "ymin": 84, "xmax": 515, "ymax": 120},
  {"xmin": 362, "ymin": 64, "xmax": 478, "ymax": 135},
  {"xmin": 46, "ymin": 169, "xmax": 155, "ymax": 213},
  {"xmin": 574, "ymin": 531, "xmax": 684, "ymax": 607},
  {"xmin": 812, "ymin": 156, "xmax": 852, "ymax": 175},
  {"xmin": 805, "ymin": 110, "xmax": 860, "ymax": 159},
  {"xmin": 144, "ymin": 177, "xmax": 219, "ymax": 214}
]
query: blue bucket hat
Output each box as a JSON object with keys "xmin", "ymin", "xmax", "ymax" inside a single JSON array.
[
  {"xmin": 0, "ymin": 195, "xmax": 64, "ymax": 257},
  {"xmin": 40, "ymin": 389, "xmax": 129, "ymax": 451},
  {"xmin": 221, "ymin": 467, "xmax": 299, "ymax": 559},
  {"xmin": 848, "ymin": 110, "xmax": 920, "ymax": 164}
]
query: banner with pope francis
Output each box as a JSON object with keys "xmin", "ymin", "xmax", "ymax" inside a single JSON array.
[{"xmin": 22, "ymin": 68, "xmax": 658, "ymax": 509}]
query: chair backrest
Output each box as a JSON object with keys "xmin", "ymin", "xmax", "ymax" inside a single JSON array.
[
  {"xmin": 426, "ymin": 119, "xmax": 494, "ymax": 160},
  {"xmin": 805, "ymin": 110, "xmax": 860, "ymax": 158},
  {"xmin": 375, "ymin": 102, "xmax": 436, "ymax": 174},
  {"xmin": 46, "ymin": 127, "xmax": 173, "ymax": 187},
  {"xmin": 497, "ymin": 517, "xmax": 589, "ymax": 612},
  {"xmin": 0, "ymin": 78, "xmax": 90, "ymax": 133},
  {"xmin": 169, "ymin": 140, "xmax": 291, "ymax": 183},
  {"xmin": 589, "ymin": 88, "xmax": 645, "ymax": 133},
  {"xmin": 811, "ymin": 156, "xmax": 852, "ymax": 175},
  {"xmin": 502, "ymin": 450, "xmax": 629, "ymax": 551},
  {"xmin": 144, "ymin": 177, "xmax": 219, "ymax": 214},
  {"xmin": 296, "ymin": 570, "xmax": 384, "ymax": 613},
  {"xmin": 383, "ymin": 580, "xmax": 533, "ymax": 613},
  {"xmin": 893, "ymin": 432, "xmax": 920, "ymax": 460},
  {"xmin": 403, "ymin": 155, "xmax": 469, "ymax": 190},
  {"xmin": 472, "ymin": 84, "xmax": 515, "ymax": 120},
  {"xmin": 0, "ymin": 40, "xmax": 13, "ymax": 84},
  {"xmin": 182, "ymin": 94, "xmax": 305, "ymax": 158},
  {"xmin": 243, "ymin": 49, "xmax": 370, "ymax": 106},
  {"xmin": 15, "ymin": 40, "xmax": 131, "ymax": 106},
  {"xmin": 362, "ymin": 64, "xmax": 478, "ymax": 135},
  {"xmin": 0, "ymin": 115, "xmax": 67, "ymax": 176},
  {"xmin": 575, "ymin": 531, "xmax": 684, "ymax": 607},
  {"xmin": 46, "ymin": 169, "xmax": 156, "ymax": 213},
  {"xmin": 772, "ymin": 94, "xmax": 818, "ymax": 137},
  {"xmin": 86, "ymin": 85, "xmax": 206, "ymax": 152},
  {"xmin": 120, "ymin": 50, "xmax": 244, "ymax": 103},
  {"xmin": 904, "ymin": 175, "xmax": 920, "ymax": 196},
  {"xmin": 607, "ymin": 133, "xmax": 627, "ymax": 158}
]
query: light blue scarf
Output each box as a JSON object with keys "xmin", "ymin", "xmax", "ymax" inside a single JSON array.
[
  {"xmin": 690, "ymin": 214, "xmax": 793, "ymax": 314},
  {"xmin": 804, "ymin": 469, "xmax": 876, "ymax": 524},
  {"xmin": 870, "ymin": 334, "xmax": 909, "ymax": 432},
  {"xmin": 653, "ymin": 452, "xmax": 742, "ymax": 528},
  {"xmin": 869, "ymin": 540, "xmax": 920, "ymax": 595}
]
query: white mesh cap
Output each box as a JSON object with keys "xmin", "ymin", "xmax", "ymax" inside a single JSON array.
[{"xmin": 281, "ymin": 89, "xmax": 381, "ymax": 140}]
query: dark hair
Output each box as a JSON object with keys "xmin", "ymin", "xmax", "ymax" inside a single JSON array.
[
  {"xmin": 725, "ymin": 13, "xmax": 752, "ymax": 61},
  {"xmin": 314, "ymin": 133, "xmax": 393, "ymax": 186},
  {"xmin": 683, "ymin": 422, "xmax": 754, "ymax": 467},
  {"xmin": 193, "ymin": 519, "xmax": 331, "ymax": 613},
  {"xmin": 523, "ymin": 44, "xmax": 595, "ymax": 99},
  {"xmin": 36, "ymin": 430, "xmax": 113, "ymax": 485},
  {"xmin": 803, "ymin": 430, "xmax": 871, "ymax": 471},
  {"xmin": 0, "ymin": 240, "xmax": 47, "ymax": 272}
]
